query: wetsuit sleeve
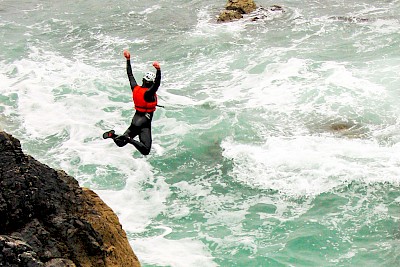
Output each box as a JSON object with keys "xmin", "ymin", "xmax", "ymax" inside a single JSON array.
[
  {"xmin": 127, "ymin": 59, "xmax": 137, "ymax": 90},
  {"xmin": 144, "ymin": 69, "xmax": 161, "ymax": 102}
]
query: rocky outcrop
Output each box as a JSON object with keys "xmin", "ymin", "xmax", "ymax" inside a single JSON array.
[
  {"xmin": 218, "ymin": 0, "xmax": 257, "ymax": 22},
  {"xmin": 0, "ymin": 131, "xmax": 140, "ymax": 267},
  {"xmin": 218, "ymin": 9, "xmax": 244, "ymax": 22},
  {"xmin": 217, "ymin": 0, "xmax": 285, "ymax": 22}
]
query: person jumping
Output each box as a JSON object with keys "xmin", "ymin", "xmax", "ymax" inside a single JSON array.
[{"xmin": 103, "ymin": 50, "xmax": 161, "ymax": 155}]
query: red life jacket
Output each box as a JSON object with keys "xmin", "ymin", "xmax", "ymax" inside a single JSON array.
[{"xmin": 132, "ymin": 85, "xmax": 157, "ymax": 113}]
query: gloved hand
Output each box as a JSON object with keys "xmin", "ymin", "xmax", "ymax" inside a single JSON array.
[
  {"xmin": 153, "ymin": 61, "xmax": 160, "ymax": 70},
  {"xmin": 123, "ymin": 50, "xmax": 130, "ymax": 60}
]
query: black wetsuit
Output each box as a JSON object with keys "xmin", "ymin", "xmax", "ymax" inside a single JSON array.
[{"xmin": 113, "ymin": 59, "xmax": 161, "ymax": 155}]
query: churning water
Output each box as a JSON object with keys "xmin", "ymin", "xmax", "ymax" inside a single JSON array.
[{"xmin": 1, "ymin": 0, "xmax": 400, "ymax": 266}]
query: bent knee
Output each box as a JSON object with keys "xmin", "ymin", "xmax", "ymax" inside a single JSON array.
[
  {"xmin": 142, "ymin": 149, "xmax": 150, "ymax": 156},
  {"xmin": 140, "ymin": 146, "xmax": 151, "ymax": 156}
]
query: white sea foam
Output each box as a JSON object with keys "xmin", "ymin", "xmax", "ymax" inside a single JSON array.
[
  {"xmin": 132, "ymin": 226, "xmax": 217, "ymax": 267},
  {"xmin": 2, "ymin": 1, "xmax": 400, "ymax": 265},
  {"xmin": 4, "ymin": 50, "xmax": 120, "ymax": 137},
  {"xmin": 131, "ymin": 5, "xmax": 161, "ymax": 16},
  {"xmin": 222, "ymin": 135, "xmax": 400, "ymax": 196},
  {"xmin": 97, "ymin": 172, "xmax": 170, "ymax": 233},
  {"xmin": 192, "ymin": 7, "xmax": 246, "ymax": 37},
  {"xmin": 0, "ymin": 42, "xmax": 173, "ymax": 223}
]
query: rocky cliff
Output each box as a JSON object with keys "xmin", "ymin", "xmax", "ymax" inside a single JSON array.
[{"xmin": 0, "ymin": 131, "xmax": 140, "ymax": 267}]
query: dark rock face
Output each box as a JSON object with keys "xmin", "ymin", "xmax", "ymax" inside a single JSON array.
[
  {"xmin": 0, "ymin": 235, "xmax": 45, "ymax": 267},
  {"xmin": 0, "ymin": 131, "xmax": 140, "ymax": 267}
]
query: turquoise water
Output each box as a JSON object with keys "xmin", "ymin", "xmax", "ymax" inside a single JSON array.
[{"xmin": 1, "ymin": 0, "xmax": 400, "ymax": 266}]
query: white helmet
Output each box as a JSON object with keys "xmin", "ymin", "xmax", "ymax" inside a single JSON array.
[{"xmin": 143, "ymin": 72, "xmax": 156, "ymax": 82}]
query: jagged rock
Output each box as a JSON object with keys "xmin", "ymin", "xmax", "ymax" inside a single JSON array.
[
  {"xmin": 218, "ymin": 0, "xmax": 257, "ymax": 22},
  {"xmin": 0, "ymin": 131, "xmax": 140, "ymax": 267},
  {"xmin": 217, "ymin": 1, "xmax": 285, "ymax": 23},
  {"xmin": 0, "ymin": 235, "xmax": 44, "ymax": 266},
  {"xmin": 218, "ymin": 10, "xmax": 243, "ymax": 22},
  {"xmin": 226, "ymin": 0, "xmax": 257, "ymax": 14},
  {"xmin": 45, "ymin": 258, "xmax": 76, "ymax": 267}
]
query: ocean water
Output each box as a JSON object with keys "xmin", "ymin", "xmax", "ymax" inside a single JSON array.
[{"xmin": 1, "ymin": 0, "xmax": 400, "ymax": 266}]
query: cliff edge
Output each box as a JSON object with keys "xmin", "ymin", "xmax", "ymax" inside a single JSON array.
[{"xmin": 0, "ymin": 131, "xmax": 140, "ymax": 267}]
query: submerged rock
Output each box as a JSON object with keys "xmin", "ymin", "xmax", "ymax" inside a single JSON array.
[
  {"xmin": 248, "ymin": 5, "xmax": 285, "ymax": 21},
  {"xmin": 0, "ymin": 131, "xmax": 140, "ymax": 267},
  {"xmin": 329, "ymin": 16, "xmax": 369, "ymax": 23}
]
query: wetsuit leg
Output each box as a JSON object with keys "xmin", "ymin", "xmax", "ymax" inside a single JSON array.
[
  {"xmin": 124, "ymin": 112, "xmax": 152, "ymax": 155},
  {"xmin": 110, "ymin": 113, "xmax": 141, "ymax": 148},
  {"xmin": 122, "ymin": 127, "xmax": 138, "ymax": 140},
  {"xmin": 113, "ymin": 134, "xmax": 129, "ymax": 147},
  {"xmin": 127, "ymin": 127, "xmax": 152, "ymax": 155}
]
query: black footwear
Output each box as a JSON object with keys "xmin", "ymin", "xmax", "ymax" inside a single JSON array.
[{"xmin": 103, "ymin": 130, "xmax": 115, "ymax": 139}]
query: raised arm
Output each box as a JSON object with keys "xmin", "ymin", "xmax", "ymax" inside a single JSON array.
[
  {"xmin": 124, "ymin": 50, "xmax": 137, "ymax": 90},
  {"xmin": 146, "ymin": 61, "xmax": 161, "ymax": 96}
]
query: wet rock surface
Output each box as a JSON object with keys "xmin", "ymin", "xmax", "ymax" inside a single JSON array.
[
  {"xmin": 217, "ymin": 0, "xmax": 285, "ymax": 22},
  {"xmin": 0, "ymin": 131, "xmax": 140, "ymax": 267}
]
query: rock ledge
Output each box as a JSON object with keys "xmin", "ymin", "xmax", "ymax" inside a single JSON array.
[{"xmin": 0, "ymin": 131, "xmax": 140, "ymax": 267}]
